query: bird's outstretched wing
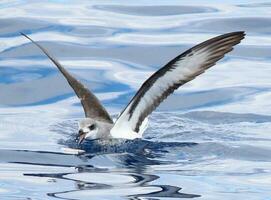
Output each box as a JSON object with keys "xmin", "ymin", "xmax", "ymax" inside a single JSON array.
[
  {"xmin": 21, "ymin": 33, "xmax": 113, "ymax": 123},
  {"xmin": 111, "ymin": 31, "xmax": 245, "ymax": 139}
]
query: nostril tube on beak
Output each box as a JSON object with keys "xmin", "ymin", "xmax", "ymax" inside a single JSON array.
[
  {"xmin": 77, "ymin": 129, "xmax": 86, "ymax": 144},
  {"xmin": 78, "ymin": 129, "xmax": 83, "ymax": 135}
]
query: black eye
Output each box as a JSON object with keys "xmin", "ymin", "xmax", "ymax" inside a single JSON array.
[{"xmin": 88, "ymin": 124, "xmax": 96, "ymax": 130}]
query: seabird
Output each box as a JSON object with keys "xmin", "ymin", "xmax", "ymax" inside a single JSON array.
[{"xmin": 21, "ymin": 31, "xmax": 245, "ymax": 144}]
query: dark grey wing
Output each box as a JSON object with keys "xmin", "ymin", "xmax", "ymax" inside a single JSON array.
[
  {"xmin": 111, "ymin": 31, "xmax": 245, "ymax": 138},
  {"xmin": 21, "ymin": 33, "xmax": 113, "ymax": 123}
]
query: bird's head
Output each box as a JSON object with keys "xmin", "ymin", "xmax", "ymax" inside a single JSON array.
[{"xmin": 77, "ymin": 118, "xmax": 99, "ymax": 144}]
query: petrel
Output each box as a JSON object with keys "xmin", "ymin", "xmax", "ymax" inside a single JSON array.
[{"xmin": 21, "ymin": 31, "xmax": 245, "ymax": 144}]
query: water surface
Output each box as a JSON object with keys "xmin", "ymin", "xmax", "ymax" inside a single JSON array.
[{"xmin": 0, "ymin": 1, "xmax": 271, "ymax": 199}]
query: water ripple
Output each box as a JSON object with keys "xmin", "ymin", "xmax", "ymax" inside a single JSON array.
[{"xmin": 0, "ymin": 1, "xmax": 271, "ymax": 200}]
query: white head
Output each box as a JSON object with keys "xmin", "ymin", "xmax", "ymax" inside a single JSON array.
[{"xmin": 78, "ymin": 118, "xmax": 99, "ymax": 144}]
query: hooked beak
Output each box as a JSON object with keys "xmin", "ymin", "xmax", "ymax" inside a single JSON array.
[{"xmin": 77, "ymin": 130, "xmax": 87, "ymax": 144}]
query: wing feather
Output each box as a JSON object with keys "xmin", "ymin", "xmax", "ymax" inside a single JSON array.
[
  {"xmin": 21, "ymin": 33, "xmax": 113, "ymax": 123},
  {"xmin": 111, "ymin": 31, "xmax": 245, "ymax": 138}
]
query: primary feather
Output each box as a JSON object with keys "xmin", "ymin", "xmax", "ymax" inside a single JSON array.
[
  {"xmin": 21, "ymin": 33, "xmax": 113, "ymax": 123},
  {"xmin": 111, "ymin": 31, "xmax": 245, "ymax": 139}
]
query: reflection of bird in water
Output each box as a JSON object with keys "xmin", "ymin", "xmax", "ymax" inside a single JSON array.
[
  {"xmin": 19, "ymin": 150, "xmax": 200, "ymax": 199},
  {"xmin": 21, "ymin": 31, "xmax": 245, "ymax": 144}
]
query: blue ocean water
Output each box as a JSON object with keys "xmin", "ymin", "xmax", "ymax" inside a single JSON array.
[{"xmin": 0, "ymin": 1, "xmax": 271, "ymax": 199}]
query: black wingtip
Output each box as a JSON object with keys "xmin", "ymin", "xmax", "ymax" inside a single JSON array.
[
  {"xmin": 230, "ymin": 31, "xmax": 246, "ymax": 39},
  {"xmin": 222, "ymin": 31, "xmax": 246, "ymax": 39},
  {"xmin": 230, "ymin": 31, "xmax": 245, "ymax": 35},
  {"xmin": 231, "ymin": 31, "xmax": 246, "ymax": 43},
  {"xmin": 237, "ymin": 31, "xmax": 246, "ymax": 37},
  {"xmin": 234, "ymin": 31, "xmax": 245, "ymax": 35},
  {"xmin": 20, "ymin": 32, "xmax": 33, "ymax": 42},
  {"xmin": 20, "ymin": 32, "xmax": 27, "ymax": 38}
]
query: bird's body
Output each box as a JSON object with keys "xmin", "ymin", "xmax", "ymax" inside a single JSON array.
[
  {"xmin": 77, "ymin": 117, "xmax": 149, "ymax": 143},
  {"xmin": 21, "ymin": 31, "xmax": 245, "ymax": 144}
]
